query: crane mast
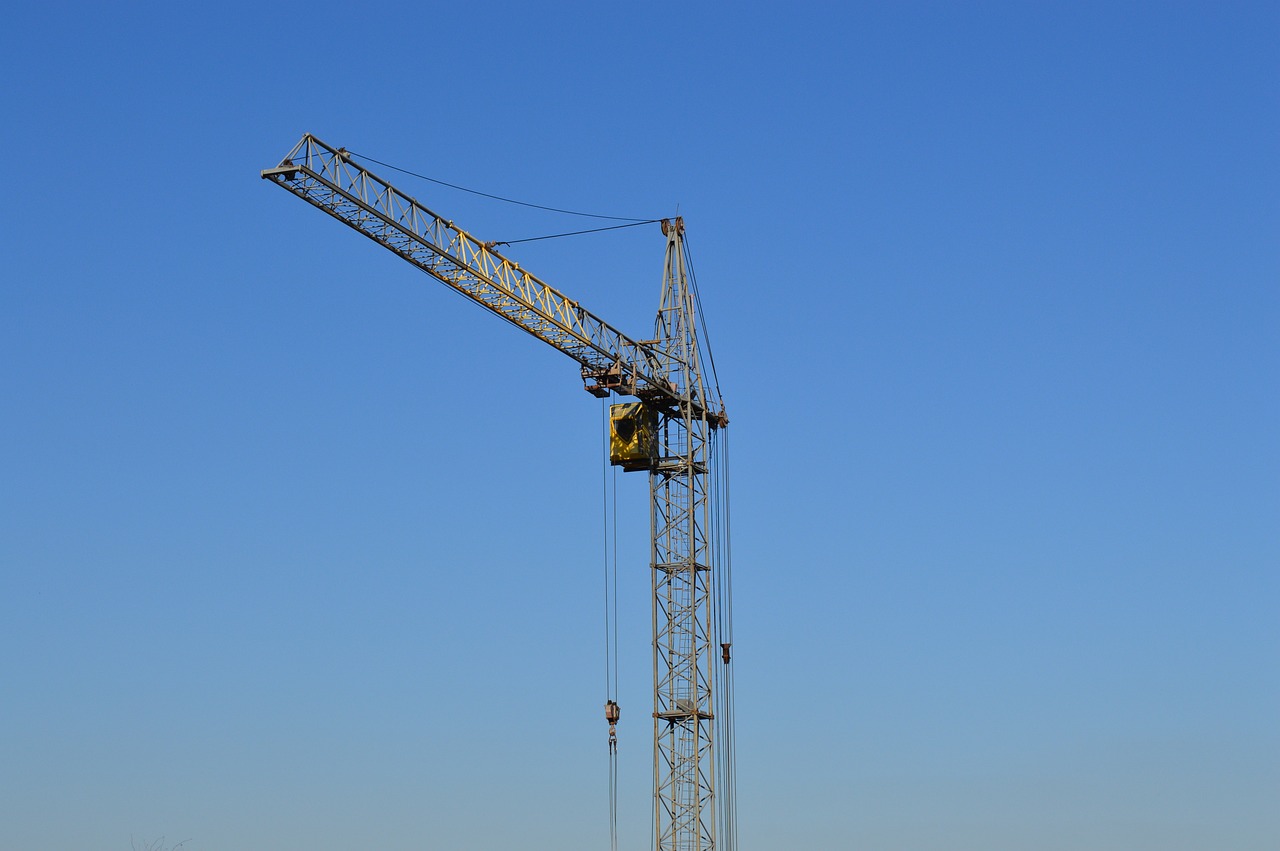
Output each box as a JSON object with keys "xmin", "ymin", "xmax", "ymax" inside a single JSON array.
[
  {"xmin": 651, "ymin": 217, "xmax": 718, "ymax": 850},
  {"xmin": 262, "ymin": 134, "xmax": 731, "ymax": 851}
]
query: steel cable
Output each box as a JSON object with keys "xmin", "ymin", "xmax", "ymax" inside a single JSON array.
[
  {"xmin": 490, "ymin": 219, "xmax": 663, "ymax": 247},
  {"xmin": 345, "ymin": 149, "xmax": 660, "ymax": 222},
  {"xmin": 682, "ymin": 236, "xmax": 724, "ymax": 411},
  {"xmin": 601, "ymin": 400, "xmax": 620, "ymax": 851},
  {"xmin": 723, "ymin": 427, "xmax": 738, "ymax": 849},
  {"xmin": 602, "ymin": 401, "xmax": 612, "ymax": 700}
]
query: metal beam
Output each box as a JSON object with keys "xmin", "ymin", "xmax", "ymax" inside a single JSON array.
[{"xmin": 261, "ymin": 134, "xmax": 725, "ymax": 423}]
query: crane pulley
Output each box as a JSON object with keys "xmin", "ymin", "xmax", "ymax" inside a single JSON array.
[{"xmin": 263, "ymin": 134, "xmax": 735, "ymax": 851}]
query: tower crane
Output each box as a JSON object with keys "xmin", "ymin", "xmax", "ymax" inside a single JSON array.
[{"xmin": 262, "ymin": 134, "xmax": 735, "ymax": 851}]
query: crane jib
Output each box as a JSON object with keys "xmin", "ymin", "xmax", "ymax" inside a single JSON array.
[{"xmin": 261, "ymin": 134, "xmax": 725, "ymax": 427}]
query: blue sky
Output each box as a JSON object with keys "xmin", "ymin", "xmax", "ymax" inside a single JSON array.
[{"xmin": 2, "ymin": 2, "xmax": 1276, "ymax": 849}]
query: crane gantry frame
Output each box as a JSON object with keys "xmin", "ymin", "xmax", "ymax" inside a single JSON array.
[{"xmin": 262, "ymin": 134, "xmax": 734, "ymax": 851}]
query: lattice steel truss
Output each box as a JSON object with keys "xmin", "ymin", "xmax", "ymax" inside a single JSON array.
[
  {"xmin": 262, "ymin": 135, "xmax": 729, "ymax": 851},
  {"xmin": 260, "ymin": 134, "xmax": 720, "ymax": 421},
  {"xmin": 650, "ymin": 219, "xmax": 717, "ymax": 851}
]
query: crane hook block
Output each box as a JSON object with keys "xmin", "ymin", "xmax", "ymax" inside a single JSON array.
[
  {"xmin": 609, "ymin": 403, "xmax": 656, "ymax": 472},
  {"xmin": 605, "ymin": 699, "xmax": 620, "ymax": 753}
]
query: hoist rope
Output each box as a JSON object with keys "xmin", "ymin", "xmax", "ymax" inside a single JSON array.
[
  {"xmin": 709, "ymin": 425, "xmax": 738, "ymax": 849},
  {"xmin": 613, "ymin": 455, "xmax": 622, "ymax": 704},
  {"xmin": 610, "ymin": 750, "xmax": 619, "ymax": 851},
  {"xmin": 601, "ymin": 400, "xmax": 620, "ymax": 851},
  {"xmin": 601, "ymin": 400, "xmax": 613, "ymax": 699},
  {"xmin": 722, "ymin": 427, "xmax": 739, "ymax": 849},
  {"xmin": 345, "ymin": 149, "xmax": 660, "ymax": 222},
  {"xmin": 600, "ymin": 403, "xmax": 620, "ymax": 702}
]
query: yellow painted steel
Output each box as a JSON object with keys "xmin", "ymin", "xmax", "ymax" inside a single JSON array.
[{"xmin": 609, "ymin": 403, "xmax": 656, "ymax": 471}]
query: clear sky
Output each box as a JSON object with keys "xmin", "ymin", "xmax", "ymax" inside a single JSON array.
[{"xmin": 2, "ymin": 2, "xmax": 1276, "ymax": 850}]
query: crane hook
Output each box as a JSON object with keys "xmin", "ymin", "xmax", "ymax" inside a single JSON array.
[{"xmin": 605, "ymin": 699, "xmax": 620, "ymax": 753}]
